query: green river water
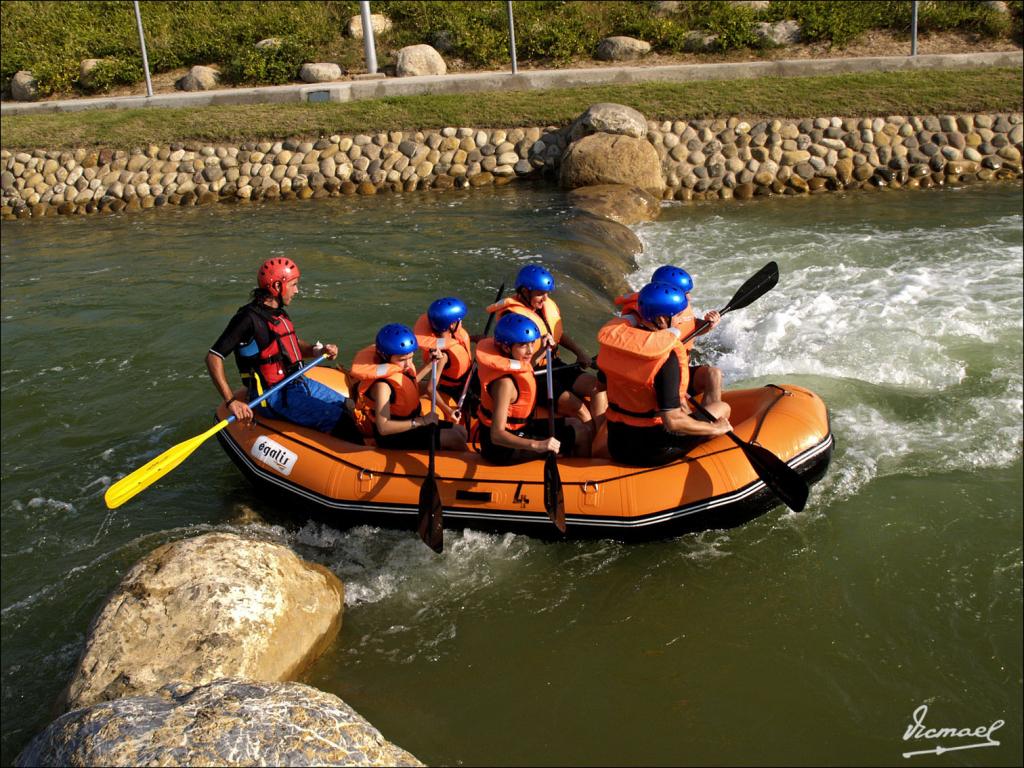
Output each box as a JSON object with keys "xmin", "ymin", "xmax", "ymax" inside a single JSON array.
[{"xmin": 1, "ymin": 182, "xmax": 1021, "ymax": 766}]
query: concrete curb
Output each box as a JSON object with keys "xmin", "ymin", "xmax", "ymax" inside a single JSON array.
[{"xmin": 2, "ymin": 50, "xmax": 1020, "ymax": 117}]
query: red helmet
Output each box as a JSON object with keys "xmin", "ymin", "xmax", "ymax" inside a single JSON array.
[{"xmin": 257, "ymin": 258, "xmax": 300, "ymax": 297}]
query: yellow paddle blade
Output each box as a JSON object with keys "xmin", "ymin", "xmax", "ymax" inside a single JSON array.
[{"xmin": 104, "ymin": 419, "xmax": 230, "ymax": 509}]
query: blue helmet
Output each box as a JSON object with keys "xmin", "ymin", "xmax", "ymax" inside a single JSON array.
[
  {"xmin": 515, "ymin": 264, "xmax": 555, "ymax": 293},
  {"xmin": 494, "ymin": 313, "xmax": 541, "ymax": 346},
  {"xmin": 638, "ymin": 281, "xmax": 688, "ymax": 323},
  {"xmin": 375, "ymin": 323, "xmax": 417, "ymax": 358},
  {"xmin": 651, "ymin": 265, "xmax": 694, "ymax": 294},
  {"xmin": 427, "ymin": 297, "xmax": 467, "ymax": 333}
]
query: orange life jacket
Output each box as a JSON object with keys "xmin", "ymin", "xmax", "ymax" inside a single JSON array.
[
  {"xmin": 413, "ymin": 313, "xmax": 473, "ymax": 389},
  {"xmin": 349, "ymin": 345, "xmax": 422, "ymax": 420},
  {"xmin": 486, "ymin": 294, "xmax": 563, "ymax": 357},
  {"xmin": 597, "ymin": 316, "xmax": 690, "ymax": 428},
  {"xmin": 475, "ymin": 338, "xmax": 537, "ymax": 431},
  {"xmin": 613, "ymin": 292, "xmax": 698, "ymax": 351}
]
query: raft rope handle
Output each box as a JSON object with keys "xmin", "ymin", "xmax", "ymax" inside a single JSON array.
[{"xmin": 749, "ymin": 385, "xmax": 791, "ymax": 446}]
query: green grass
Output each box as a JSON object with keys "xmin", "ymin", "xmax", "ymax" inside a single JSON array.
[{"xmin": 2, "ymin": 67, "xmax": 1021, "ymax": 150}]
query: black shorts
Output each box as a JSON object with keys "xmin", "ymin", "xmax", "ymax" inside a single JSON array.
[
  {"xmin": 688, "ymin": 365, "xmax": 706, "ymax": 397},
  {"xmin": 607, "ymin": 421, "xmax": 705, "ymax": 467},
  {"xmin": 478, "ymin": 418, "xmax": 576, "ymax": 465},
  {"xmin": 374, "ymin": 420, "xmax": 452, "ymax": 450}
]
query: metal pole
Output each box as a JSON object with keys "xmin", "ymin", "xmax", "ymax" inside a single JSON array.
[
  {"xmin": 506, "ymin": 1, "xmax": 518, "ymax": 74},
  {"xmin": 359, "ymin": 0, "xmax": 378, "ymax": 75},
  {"xmin": 133, "ymin": 0, "xmax": 153, "ymax": 97},
  {"xmin": 911, "ymin": 0, "xmax": 918, "ymax": 57}
]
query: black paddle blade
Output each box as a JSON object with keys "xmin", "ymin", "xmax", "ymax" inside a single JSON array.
[
  {"xmin": 417, "ymin": 477, "xmax": 444, "ymax": 553},
  {"xmin": 544, "ymin": 452, "xmax": 567, "ymax": 533},
  {"xmin": 729, "ymin": 434, "xmax": 809, "ymax": 512},
  {"xmin": 722, "ymin": 261, "xmax": 779, "ymax": 314}
]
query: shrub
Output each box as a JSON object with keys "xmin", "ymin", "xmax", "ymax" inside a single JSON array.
[
  {"xmin": 222, "ymin": 38, "xmax": 312, "ymax": 85},
  {"xmin": 80, "ymin": 58, "xmax": 145, "ymax": 93}
]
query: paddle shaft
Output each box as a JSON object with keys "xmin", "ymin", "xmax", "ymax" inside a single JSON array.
[
  {"xmin": 543, "ymin": 346, "xmax": 567, "ymax": 532},
  {"xmin": 455, "ymin": 281, "xmax": 506, "ymax": 412},
  {"xmin": 229, "ymin": 354, "xmax": 330, "ymax": 422},
  {"xmin": 416, "ymin": 359, "xmax": 444, "ymax": 552}
]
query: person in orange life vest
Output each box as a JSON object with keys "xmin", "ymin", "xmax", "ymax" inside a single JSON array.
[
  {"xmin": 476, "ymin": 314, "xmax": 592, "ymax": 465},
  {"xmin": 350, "ymin": 323, "xmax": 468, "ymax": 451},
  {"xmin": 206, "ymin": 258, "xmax": 362, "ymax": 442},
  {"xmin": 613, "ymin": 265, "xmax": 725, "ymax": 407},
  {"xmin": 413, "ymin": 297, "xmax": 475, "ymax": 419},
  {"xmin": 597, "ymin": 281, "xmax": 731, "ymax": 467},
  {"xmin": 486, "ymin": 264, "xmax": 607, "ymax": 429}
]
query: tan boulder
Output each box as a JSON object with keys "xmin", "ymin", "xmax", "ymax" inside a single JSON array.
[
  {"xmin": 560, "ymin": 134, "xmax": 664, "ymax": 195},
  {"xmin": 567, "ymin": 184, "xmax": 661, "ymax": 225},
  {"xmin": 60, "ymin": 533, "xmax": 343, "ymax": 711},
  {"xmin": 395, "ymin": 44, "xmax": 446, "ymax": 77}
]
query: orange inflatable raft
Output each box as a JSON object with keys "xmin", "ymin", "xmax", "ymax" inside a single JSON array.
[{"xmin": 216, "ymin": 366, "xmax": 833, "ymax": 538}]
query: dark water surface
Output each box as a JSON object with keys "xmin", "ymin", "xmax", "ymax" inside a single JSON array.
[{"xmin": 2, "ymin": 182, "xmax": 1021, "ymax": 765}]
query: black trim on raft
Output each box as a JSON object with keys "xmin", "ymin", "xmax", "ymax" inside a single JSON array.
[{"xmin": 215, "ymin": 428, "xmax": 835, "ymax": 540}]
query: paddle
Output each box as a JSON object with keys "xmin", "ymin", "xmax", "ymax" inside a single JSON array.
[
  {"xmin": 104, "ymin": 354, "xmax": 329, "ymax": 510},
  {"xmin": 543, "ymin": 346, "xmax": 567, "ymax": 533},
  {"xmin": 417, "ymin": 359, "xmax": 444, "ymax": 553},
  {"xmin": 680, "ymin": 261, "xmax": 779, "ymax": 345},
  {"xmin": 452, "ymin": 281, "xmax": 505, "ymax": 423},
  {"xmin": 687, "ymin": 394, "xmax": 808, "ymax": 512}
]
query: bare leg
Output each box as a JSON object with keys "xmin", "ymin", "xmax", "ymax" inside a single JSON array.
[
  {"xmin": 691, "ymin": 365, "xmax": 724, "ymax": 406},
  {"xmin": 440, "ymin": 425, "xmax": 469, "ymax": 451}
]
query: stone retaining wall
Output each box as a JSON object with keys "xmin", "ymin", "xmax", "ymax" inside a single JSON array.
[{"xmin": 2, "ymin": 112, "xmax": 1021, "ymax": 220}]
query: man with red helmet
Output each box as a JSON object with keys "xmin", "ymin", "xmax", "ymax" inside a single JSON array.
[{"xmin": 205, "ymin": 257, "xmax": 361, "ymax": 441}]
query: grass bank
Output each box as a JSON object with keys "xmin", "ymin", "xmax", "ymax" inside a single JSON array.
[{"xmin": 2, "ymin": 67, "xmax": 1022, "ymax": 150}]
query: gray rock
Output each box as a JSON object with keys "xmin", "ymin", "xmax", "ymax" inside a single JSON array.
[
  {"xmin": 300, "ymin": 63, "xmax": 343, "ymax": 83},
  {"xmin": 395, "ymin": 45, "xmax": 446, "ymax": 77},
  {"xmin": 176, "ymin": 66, "xmax": 220, "ymax": 92},
  {"xmin": 18, "ymin": 679, "xmax": 422, "ymax": 767},
  {"xmin": 754, "ymin": 20, "xmax": 801, "ymax": 46},
  {"xmin": 569, "ymin": 103, "xmax": 648, "ymax": 142},
  {"xmin": 683, "ymin": 31, "xmax": 717, "ymax": 53},
  {"xmin": 60, "ymin": 532, "xmax": 343, "ymax": 712},
  {"xmin": 595, "ymin": 36, "xmax": 651, "ymax": 61},
  {"xmin": 11, "ymin": 70, "xmax": 38, "ymax": 101},
  {"xmin": 255, "ymin": 38, "xmax": 282, "ymax": 50}
]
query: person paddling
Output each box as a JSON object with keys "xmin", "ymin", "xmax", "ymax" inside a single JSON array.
[
  {"xmin": 487, "ymin": 264, "xmax": 607, "ymax": 430},
  {"xmin": 476, "ymin": 314, "xmax": 591, "ymax": 464},
  {"xmin": 598, "ymin": 281, "xmax": 731, "ymax": 466},
  {"xmin": 413, "ymin": 297, "xmax": 475, "ymax": 418},
  {"xmin": 615, "ymin": 265, "xmax": 725, "ymax": 410},
  {"xmin": 205, "ymin": 258, "xmax": 362, "ymax": 443},
  {"xmin": 350, "ymin": 323, "xmax": 468, "ymax": 451}
]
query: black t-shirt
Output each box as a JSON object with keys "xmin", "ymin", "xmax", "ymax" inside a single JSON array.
[
  {"xmin": 208, "ymin": 302, "xmax": 288, "ymax": 360},
  {"xmin": 653, "ymin": 354, "xmax": 682, "ymax": 412}
]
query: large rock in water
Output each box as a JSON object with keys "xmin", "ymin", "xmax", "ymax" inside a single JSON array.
[
  {"xmin": 60, "ymin": 533, "xmax": 343, "ymax": 712},
  {"xmin": 567, "ymin": 184, "xmax": 661, "ymax": 225},
  {"xmin": 17, "ymin": 679, "xmax": 423, "ymax": 767},
  {"xmin": 560, "ymin": 134, "xmax": 664, "ymax": 196},
  {"xmin": 568, "ymin": 102, "xmax": 648, "ymax": 142}
]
